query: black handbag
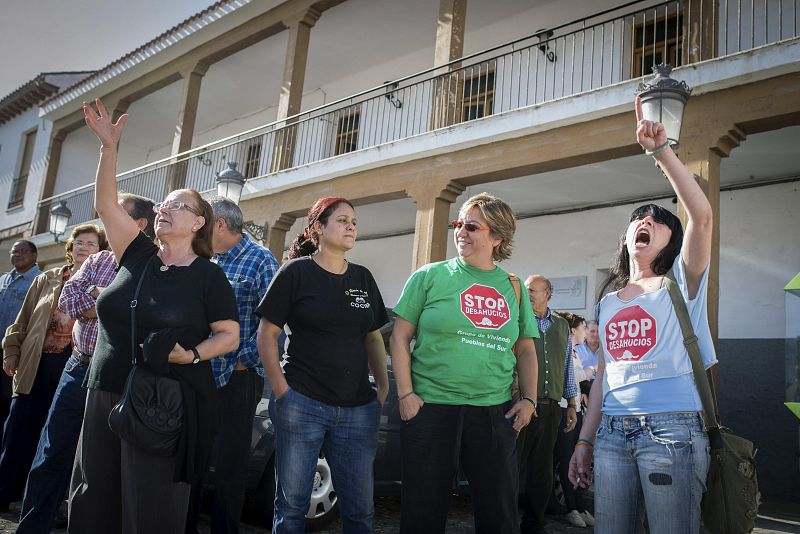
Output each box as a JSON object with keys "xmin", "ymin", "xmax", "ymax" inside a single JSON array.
[
  {"xmin": 664, "ymin": 272, "xmax": 760, "ymax": 534},
  {"xmin": 108, "ymin": 256, "xmax": 184, "ymax": 457}
]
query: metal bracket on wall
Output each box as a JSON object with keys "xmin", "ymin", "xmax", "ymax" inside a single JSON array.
[{"xmin": 243, "ymin": 221, "xmax": 268, "ymax": 244}]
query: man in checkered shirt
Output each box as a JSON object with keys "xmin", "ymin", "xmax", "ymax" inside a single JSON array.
[
  {"xmin": 186, "ymin": 196, "xmax": 279, "ymax": 534},
  {"xmin": 17, "ymin": 194, "xmax": 155, "ymax": 533}
]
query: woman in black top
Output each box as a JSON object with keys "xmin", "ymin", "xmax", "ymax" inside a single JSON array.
[
  {"xmin": 256, "ymin": 197, "xmax": 389, "ymax": 534},
  {"xmin": 68, "ymin": 99, "xmax": 239, "ymax": 534}
]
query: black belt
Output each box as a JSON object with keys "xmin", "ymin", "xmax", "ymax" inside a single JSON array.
[
  {"xmin": 537, "ymin": 397, "xmax": 557, "ymax": 405},
  {"xmin": 74, "ymin": 349, "xmax": 92, "ymax": 365}
]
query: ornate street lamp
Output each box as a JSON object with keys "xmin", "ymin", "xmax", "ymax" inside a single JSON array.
[
  {"xmin": 48, "ymin": 200, "xmax": 72, "ymax": 243},
  {"xmin": 636, "ymin": 64, "xmax": 692, "ymax": 148},
  {"xmin": 214, "ymin": 161, "xmax": 268, "ymax": 244},
  {"xmin": 216, "ymin": 162, "xmax": 246, "ymax": 205}
]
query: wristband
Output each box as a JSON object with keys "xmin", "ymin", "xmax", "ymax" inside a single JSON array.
[
  {"xmin": 576, "ymin": 438, "xmax": 594, "ymax": 448},
  {"xmin": 398, "ymin": 391, "xmax": 414, "ymax": 401},
  {"xmin": 522, "ymin": 396, "xmax": 537, "ymax": 408},
  {"xmin": 645, "ymin": 141, "xmax": 671, "ymax": 157},
  {"xmin": 190, "ymin": 347, "xmax": 201, "ymax": 365}
]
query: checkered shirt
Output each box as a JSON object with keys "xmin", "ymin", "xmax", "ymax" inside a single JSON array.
[
  {"xmin": 59, "ymin": 250, "xmax": 117, "ymax": 355},
  {"xmin": 211, "ymin": 234, "xmax": 279, "ymax": 388}
]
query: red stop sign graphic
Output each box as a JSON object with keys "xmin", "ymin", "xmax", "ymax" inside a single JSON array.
[
  {"xmin": 460, "ymin": 284, "xmax": 511, "ymax": 330},
  {"xmin": 605, "ymin": 305, "xmax": 657, "ymax": 362}
]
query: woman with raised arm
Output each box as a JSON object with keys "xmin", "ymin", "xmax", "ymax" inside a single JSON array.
[
  {"xmin": 67, "ymin": 99, "xmax": 240, "ymax": 534},
  {"xmin": 568, "ymin": 97, "xmax": 717, "ymax": 534}
]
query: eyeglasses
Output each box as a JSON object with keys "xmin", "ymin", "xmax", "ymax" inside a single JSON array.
[
  {"xmin": 73, "ymin": 240, "xmax": 99, "ymax": 249},
  {"xmin": 153, "ymin": 201, "xmax": 200, "ymax": 214},
  {"xmin": 9, "ymin": 249, "xmax": 34, "ymax": 256},
  {"xmin": 451, "ymin": 220, "xmax": 491, "ymax": 232}
]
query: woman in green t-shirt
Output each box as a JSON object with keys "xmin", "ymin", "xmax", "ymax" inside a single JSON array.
[{"xmin": 391, "ymin": 192, "xmax": 540, "ymax": 534}]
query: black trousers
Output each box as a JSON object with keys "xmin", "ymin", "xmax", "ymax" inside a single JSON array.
[
  {"xmin": 400, "ymin": 401, "xmax": 520, "ymax": 534},
  {"xmin": 518, "ymin": 400, "xmax": 562, "ymax": 533},
  {"xmin": 554, "ymin": 407, "xmax": 585, "ymax": 512},
  {"xmin": 0, "ymin": 348, "xmax": 10, "ymax": 447},
  {"xmin": 68, "ymin": 388, "xmax": 191, "ymax": 534},
  {"xmin": 0, "ymin": 352, "xmax": 68, "ymax": 503},
  {"xmin": 186, "ymin": 369, "xmax": 264, "ymax": 534}
]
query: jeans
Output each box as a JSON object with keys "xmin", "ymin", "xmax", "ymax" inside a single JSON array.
[
  {"xmin": 0, "ymin": 352, "xmax": 69, "ymax": 504},
  {"xmin": 17, "ymin": 354, "xmax": 89, "ymax": 533},
  {"xmin": 400, "ymin": 402, "xmax": 520, "ymax": 534},
  {"xmin": 593, "ymin": 412, "xmax": 710, "ymax": 534},
  {"xmin": 269, "ymin": 388, "xmax": 379, "ymax": 534}
]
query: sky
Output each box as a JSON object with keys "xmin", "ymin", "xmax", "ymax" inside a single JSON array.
[{"xmin": 0, "ymin": 0, "xmax": 217, "ymax": 97}]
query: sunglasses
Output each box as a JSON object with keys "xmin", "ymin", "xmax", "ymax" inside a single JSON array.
[{"xmin": 451, "ymin": 220, "xmax": 491, "ymax": 232}]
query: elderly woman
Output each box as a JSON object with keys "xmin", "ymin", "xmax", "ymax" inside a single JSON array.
[
  {"xmin": 256, "ymin": 196, "xmax": 389, "ymax": 534},
  {"xmin": 1, "ymin": 224, "xmax": 105, "ymax": 507},
  {"xmin": 569, "ymin": 97, "xmax": 716, "ymax": 533},
  {"xmin": 68, "ymin": 99, "xmax": 240, "ymax": 533},
  {"xmin": 391, "ymin": 192, "xmax": 539, "ymax": 534}
]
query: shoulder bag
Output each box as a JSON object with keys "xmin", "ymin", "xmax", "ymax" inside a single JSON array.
[
  {"xmin": 664, "ymin": 271, "xmax": 760, "ymax": 534},
  {"xmin": 108, "ymin": 255, "xmax": 184, "ymax": 457}
]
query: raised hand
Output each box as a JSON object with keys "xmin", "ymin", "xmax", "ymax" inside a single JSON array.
[
  {"xmin": 83, "ymin": 99, "xmax": 129, "ymax": 149},
  {"xmin": 635, "ymin": 95, "xmax": 668, "ymax": 151}
]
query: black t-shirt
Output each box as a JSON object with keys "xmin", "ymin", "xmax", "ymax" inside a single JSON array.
[
  {"xmin": 86, "ymin": 233, "xmax": 238, "ymax": 394},
  {"xmin": 256, "ymin": 256, "xmax": 388, "ymax": 407}
]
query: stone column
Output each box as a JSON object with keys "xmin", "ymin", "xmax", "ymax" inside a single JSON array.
[
  {"xmin": 271, "ymin": 8, "xmax": 320, "ymax": 172},
  {"xmin": 267, "ymin": 213, "xmax": 297, "ymax": 261},
  {"xmin": 430, "ymin": 0, "xmax": 467, "ymax": 129},
  {"xmin": 675, "ymin": 126, "xmax": 744, "ymax": 342},
  {"xmin": 166, "ymin": 62, "xmax": 209, "ymax": 192},
  {"xmin": 407, "ymin": 180, "xmax": 465, "ymax": 270}
]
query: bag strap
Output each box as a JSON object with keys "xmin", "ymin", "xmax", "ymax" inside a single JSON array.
[
  {"xmin": 130, "ymin": 255, "xmax": 155, "ymax": 366},
  {"xmin": 663, "ymin": 269, "xmax": 720, "ymax": 430},
  {"xmin": 508, "ymin": 274, "xmax": 522, "ymax": 306}
]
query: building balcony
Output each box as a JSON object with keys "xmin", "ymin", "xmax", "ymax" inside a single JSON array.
[{"xmin": 34, "ymin": 0, "xmax": 800, "ymax": 234}]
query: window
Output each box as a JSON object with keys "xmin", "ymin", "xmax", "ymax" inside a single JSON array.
[
  {"xmin": 460, "ymin": 67, "xmax": 495, "ymax": 122},
  {"xmin": 244, "ymin": 142, "xmax": 262, "ymax": 179},
  {"xmin": 8, "ymin": 129, "xmax": 37, "ymax": 209},
  {"xmin": 632, "ymin": 12, "xmax": 683, "ymax": 78},
  {"xmin": 335, "ymin": 109, "xmax": 360, "ymax": 156}
]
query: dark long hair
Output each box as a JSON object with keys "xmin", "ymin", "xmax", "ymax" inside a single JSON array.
[
  {"xmin": 288, "ymin": 197, "xmax": 354, "ymax": 259},
  {"xmin": 176, "ymin": 189, "xmax": 214, "ymax": 259},
  {"xmin": 602, "ymin": 203, "xmax": 683, "ymax": 295}
]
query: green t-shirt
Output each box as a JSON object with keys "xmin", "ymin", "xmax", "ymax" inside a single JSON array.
[{"xmin": 393, "ymin": 257, "xmax": 539, "ymax": 406}]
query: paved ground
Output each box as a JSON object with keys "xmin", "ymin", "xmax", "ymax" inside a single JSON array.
[{"xmin": 2, "ymin": 496, "xmax": 799, "ymax": 533}]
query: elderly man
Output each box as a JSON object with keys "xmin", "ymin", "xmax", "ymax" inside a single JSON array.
[
  {"xmin": 16, "ymin": 194, "xmax": 154, "ymax": 533},
  {"xmin": 0, "ymin": 241, "xmax": 41, "ymax": 446},
  {"xmin": 186, "ymin": 197, "xmax": 279, "ymax": 534},
  {"xmin": 519, "ymin": 274, "xmax": 579, "ymax": 534}
]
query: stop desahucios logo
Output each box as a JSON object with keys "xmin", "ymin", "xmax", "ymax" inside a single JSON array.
[
  {"xmin": 460, "ymin": 284, "xmax": 510, "ymax": 330},
  {"xmin": 605, "ymin": 305, "xmax": 657, "ymax": 362}
]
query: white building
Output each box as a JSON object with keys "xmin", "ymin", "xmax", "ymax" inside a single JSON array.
[{"xmin": 0, "ymin": 0, "xmax": 798, "ymax": 501}]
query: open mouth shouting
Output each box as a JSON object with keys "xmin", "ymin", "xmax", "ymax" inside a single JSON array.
[{"xmin": 634, "ymin": 228, "xmax": 651, "ymax": 247}]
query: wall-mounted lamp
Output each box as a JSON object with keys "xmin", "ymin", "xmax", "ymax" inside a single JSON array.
[
  {"xmin": 536, "ymin": 29, "xmax": 556, "ymax": 63},
  {"xmin": 48, "ymin": 200, "xmax": 72, "ymax": 243},
  {"xmin": 384, "ymin": 81, "xmax": 403, "ymax": 109},
  {"xmin": 635, "ymin": 63, "xmax": 692, "ymax": 148}
]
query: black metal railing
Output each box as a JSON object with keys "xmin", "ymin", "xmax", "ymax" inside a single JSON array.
[{"xmin": 37, "ymin": 0, "xmax": 799, "ymax": 229}]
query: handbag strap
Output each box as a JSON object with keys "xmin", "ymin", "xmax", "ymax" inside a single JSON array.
[
  {"xmin": 129, "ymin": 255, "xmax": 155, "ymax": 366},
  {"xmin": 663, "ymin": 269, "xmax": 721, "ymax": 431}
]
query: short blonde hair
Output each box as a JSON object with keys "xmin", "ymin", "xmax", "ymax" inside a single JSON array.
[{"xmin": 458, "ymin": 192, "xmax": 516, "ymax": 261}]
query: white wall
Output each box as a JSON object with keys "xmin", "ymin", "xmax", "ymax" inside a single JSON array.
[
  {"xmin": 0, "ymin": 108, "xmax": 52, "ymax": 232},
  {"xmin": 358, "ymin": 182, "xmax": 799, "ymax": 340}
]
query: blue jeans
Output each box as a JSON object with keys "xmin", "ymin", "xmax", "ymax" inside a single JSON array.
[
  {"xmin": 269, "ymin": 388, "xmax": 380, "ymax": 534},
  {"xmin": 17, "ymin": 354, "xmax": 89, "ymax": 533},
  {"xmin": 593, "ymin": 412, "xmax": 710, "ymax": 534}
]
